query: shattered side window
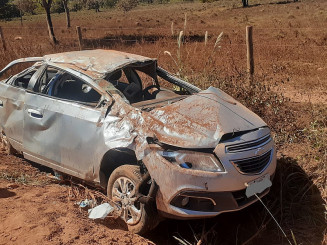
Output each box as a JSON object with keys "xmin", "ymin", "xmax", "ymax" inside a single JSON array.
[
  {"xmin": 39, "ymin": 68, "xmax": 101, "ymax": 107},
  {"xmin": 134, "ymin": 69, "xmax": 188, "ymax": 101},
  {"xmin": 1, "ymin": 63, "xmax": 37, "ymax": 84},
  {"xmin": 11, "ymin": 67, "xmax": 39, "ymax": 89},
  {"xmin": 134, "ymin": 68, "xmax": 184, "ymax": 93},
  {"xmin": 35, "ymin": 67, "xmax": 60, "ymax": 93}
]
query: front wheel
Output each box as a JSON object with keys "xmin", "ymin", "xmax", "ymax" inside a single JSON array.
[{"xmin": 107, "ymin": 165, "xmax": 158, "ymax": 235}]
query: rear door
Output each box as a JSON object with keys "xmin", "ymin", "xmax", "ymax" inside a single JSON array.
[
  {"xmin": 23, "ymin": 66, "xmax": 106, "ymax": 180},
  {"xmin": 0, "ymin": 66, "xmax": 40, "ymax": 151}
]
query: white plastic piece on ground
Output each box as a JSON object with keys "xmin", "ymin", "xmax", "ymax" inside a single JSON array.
[{"xmin": 88, "ymin": 203, "xmax": 114, "ymax": 219}]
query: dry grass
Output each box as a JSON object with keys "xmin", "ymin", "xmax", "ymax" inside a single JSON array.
[{"xmin": 0, "ymin": 0, "xmax": 326, "ymax": 244}]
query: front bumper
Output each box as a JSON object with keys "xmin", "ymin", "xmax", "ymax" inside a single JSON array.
[
  {"xmin": 156, "ymin": 182, "xmax": 271, "ymax": 220},
  {"xmin": 142, "ymin": 127, "xmax": 277, "ymax": 219},
  {"xmin": 156, "ymin": 187, "xmax": 271, "ymax": 220}
]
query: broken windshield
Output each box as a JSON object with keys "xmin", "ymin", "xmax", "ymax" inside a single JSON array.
[{"xmin": 103, "ymin": 65, "xmax": 198, "ymax": 106}]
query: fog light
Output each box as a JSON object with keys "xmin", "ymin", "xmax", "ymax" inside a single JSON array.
[{"xmin": 181, "ymin": 196, "xmax": 189, "ymax": 207}]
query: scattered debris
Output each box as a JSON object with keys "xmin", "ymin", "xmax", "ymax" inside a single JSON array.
[
  {"xmin": 76, "ymin": 199, "xmax": 97, "ymax": 208},
  {"xmin": 88, "ymin": 203, "xmax": 115, "ymax": 220},
  {"xmin": 46, "ymin": 173, "xmax": 60, "ymax": 181}
]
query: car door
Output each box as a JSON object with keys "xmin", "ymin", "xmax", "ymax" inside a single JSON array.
[
  {"xmin": 0, "ymin": 66, "xmax": 40, "ymax": 152},
  {"xmin": 23, "ymin": 66, "xmax": 107, "ymax": 181}
]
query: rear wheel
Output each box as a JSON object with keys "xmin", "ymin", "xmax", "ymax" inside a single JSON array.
[
  {"xmin": 0, "ymin": 132, "xmax": 16, "ymax": 155},
  {"xmin": 107, "ymin": 165, "xmax": 157, "ymax": 234}
]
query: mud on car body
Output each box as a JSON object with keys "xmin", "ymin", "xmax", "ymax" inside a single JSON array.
[{"xmin": 0, "ymin": 50, "xmax": 276, "ymax": 234}]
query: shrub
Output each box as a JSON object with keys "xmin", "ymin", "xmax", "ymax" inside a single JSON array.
[
  {"xmin": 103, "ymin": 0, "xmax": 118, "ymax": 8},
  {"xmin": 51, "ymin": 0, "xmax": 65, "ymax": 13},
  {"xmin": 116, "ymin": 0, "xmax": 138, "ymax": 12},
  {"xmin": 0, "ymin": 1, "xmax": 20, "ymax": 20}
]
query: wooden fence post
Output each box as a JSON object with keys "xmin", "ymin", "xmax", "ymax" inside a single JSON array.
[
  {"xmin": 76, "ymin": 26, "xmax": 83, "ymax": 50},
  {"xmin": 246, "ymin": 26, "xmax": 254, "ymax": 82},
  {"xmin": 204, "ymin": 31, "xmax": 208, "ymax": 46},
  {"xmin": 0, "ymin": 27, "xmax": 7, "ymax": 51}
]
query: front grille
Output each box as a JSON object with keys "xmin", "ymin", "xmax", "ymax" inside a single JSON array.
[
  {"xmin": 226, "ymin": 135, "xmax": 271, "ymax": 153},
  {"xmin": 231, "ymin": 150, "xmax": 272, "ymax": 174}
]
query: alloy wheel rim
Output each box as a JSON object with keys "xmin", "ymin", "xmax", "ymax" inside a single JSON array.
[{"xmin": 112, "ymin": 177, "xmax": 142, "ymax": 225}]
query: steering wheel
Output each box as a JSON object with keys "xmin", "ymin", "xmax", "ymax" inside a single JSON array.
[{"xmin": 142, "ymin": 84, "xmax": 160, "ymax": 100}]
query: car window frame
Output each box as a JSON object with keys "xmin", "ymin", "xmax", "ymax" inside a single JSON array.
[
  {"xmin": 0, "ymin": 57, "xmax": 43, "ymax": 79},
  {"xmin": 30, "ymin": 65, "xmax": 106, "ymax": 109},
  {"xmin": 9, "ymin": 66, "xmax": 40, "ymax": 90}
]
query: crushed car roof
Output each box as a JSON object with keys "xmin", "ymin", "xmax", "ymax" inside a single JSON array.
[
  {"xmin": 0, "ymin": 50, "xmax": 156, "ymax": 80},
  {"xmin": 44, "ymin": 49, "xmax": 156, "ymax": 79}
]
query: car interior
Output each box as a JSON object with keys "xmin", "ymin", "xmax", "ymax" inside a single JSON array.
[
  {"xmin": 106, "ymin": 69, "xmax": 143, "ymax": 104},
  {"xmin": 35, "ymin": 67, "xmax": 102, "ymax": 107},
  {"xmin": 12, "ymin": 68, "xmax": 38, "ymax": 89},
  {"xmin": 8, "ymin": 64, "xmax": 191, "ymax": 108},
  {"xmin": 106, "ymin": 67, "xmax": 183, "ymax": 105}
]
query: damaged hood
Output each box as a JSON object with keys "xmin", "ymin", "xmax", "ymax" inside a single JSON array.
[
  {"xmin": 147, "ymin": 87, "xmax": 267, "ymax": 148},
  {"xmin": 104, "ymin": 86, "xmax": 267, "ymax": 160}
]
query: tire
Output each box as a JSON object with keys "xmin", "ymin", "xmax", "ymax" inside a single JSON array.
[
  {"xmin": 0, "ymin": 132, "xmax": 16, "ymax": 155},
  {"xmin": 107, "ymin": 165, "xmax": 158, "ymax": 235}
]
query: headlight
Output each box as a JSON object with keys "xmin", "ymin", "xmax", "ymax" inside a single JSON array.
[{"xmin": 157, "ymin": 150, "xmax": 224, "ymax": 172}]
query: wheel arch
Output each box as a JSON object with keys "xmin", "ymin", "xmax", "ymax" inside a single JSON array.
[{"xmin": 99, "ymin": 147, "xmax": 139, "ymax": 189}]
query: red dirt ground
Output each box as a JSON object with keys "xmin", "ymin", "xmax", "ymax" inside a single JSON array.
[
  {"xmin": 0, "ymin": 0, "xmax": 326, "ymax": 244},
  {"xmin": 0, "ymin": 150, "xmax": 153, "ymax": 245},
  {"xmin": 1, "ymin": 148, "xmax": 325, "ymax": 245}
]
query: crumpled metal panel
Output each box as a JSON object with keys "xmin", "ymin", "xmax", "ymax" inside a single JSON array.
[
  {"xmin": 23, "ymin": 92, "xmax": 110, "ymax": 182},
  {"xmin": 0, "ymin": 83, "xmax": 25, "ymax": 149},
  {"xmin": 102, "ymin": 87, "xmax": 266, "ymax": 160},
  {"xmin": 44, "ymin": 49, "xmax": 155, "ymax": 80},
  {"xmin": 0, "ymin": 52, "xmax": 270, "ymax": 201},
  {"xmin": 99, "ymin": 86, "xmax": 271, "ymax": 217}
]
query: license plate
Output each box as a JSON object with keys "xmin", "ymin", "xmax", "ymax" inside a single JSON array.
[{"xmin": 245, "ymin": 174, "xmax": 272, "ymax": 198}]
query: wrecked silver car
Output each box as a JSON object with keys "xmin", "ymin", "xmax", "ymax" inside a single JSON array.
[{"xmin": 0, "ymin": 50, "xmax": 276, "ymax": 234}]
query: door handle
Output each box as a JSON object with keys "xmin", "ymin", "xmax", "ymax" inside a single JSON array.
[
  {"xmin": 0, "ymin": 100, "xmax": 3, "ymax": 107},
  {"xmin": 27, "ymin": 109, "xmax": 43, "ymax": 119}
]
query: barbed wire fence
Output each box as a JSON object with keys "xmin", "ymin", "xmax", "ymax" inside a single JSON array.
[{"xmin": 0, "ymin": 25, "xmax": 326, "ymax": 75}]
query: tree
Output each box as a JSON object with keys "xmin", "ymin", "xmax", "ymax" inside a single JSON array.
[
  {"xmin": 242, "ymin": 0, "xmax": 248, "ymax": 7},
  {"xmin": 13, "ymin": 0, "xmax": 38, "ymax": 25},
  {"xmin": 62, "ymin": 0, "xmax": 71, "ymax": 28},
  {"xmin": 69, "ymin": 1, "xmax": 83, "ymax": 12},
  {"xmin": 52, "ymin": 0, "xmax": 65, "ymax": 13},
  {"xmin": 0, "ymin": 0, "xmax": 20, "ymax": 20},
  {"xmin": 116, "ymin": 0, "xmax": 138, "ymax": 12},
  {"xmin": 102, "ymin": 0, "xmax": 117, "ymax": 8},
  {"xmin": 86, "ymin": 0, "xmax": 101, "ymax": 12},
  {"xmin": 39, "ymin": 0, "xmax": 58, "ymax": 44},
  {"xmin": 14, "ymin": 0, "xmax": 37, "ymax": 15}
]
